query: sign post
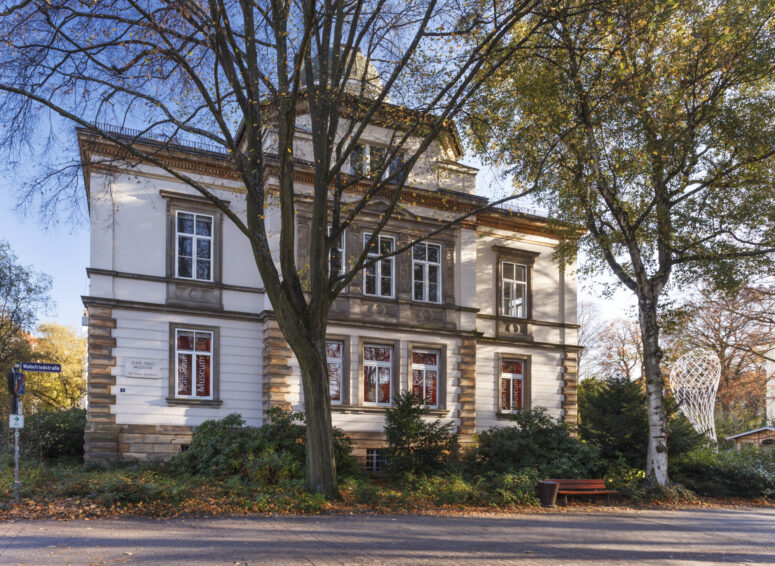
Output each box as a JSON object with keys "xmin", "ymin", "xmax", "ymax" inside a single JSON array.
[
  {"xmin": 5, "ymin": 361, "xmax": 59, "ymax": 505},
  {"xmin": 6, "ymin": 365, "xmax": 25, "ymax": 505},
  {"xmin": 11, "ymin": 412, "xmax": 21, "ymax": 505}
]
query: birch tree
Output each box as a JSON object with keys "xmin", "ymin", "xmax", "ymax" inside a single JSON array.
[{"xmin": 469, "ymin": 0, "xmax": 775, "ymax": 486}]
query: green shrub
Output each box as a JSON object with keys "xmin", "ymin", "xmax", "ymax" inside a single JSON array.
[
  {"xmin": 465, "ymin": 408, "xmax": 600, "ymax": 478},
  {"xmin": 482, "ymin": 472, "xmax": 540, "ymax": 506},
  {"xmin": 408, "ymin": 473, "xmax": 481, "ymax": 505},
  {"xmin": 170, "ymin": 409, "xmax": 356, "ymax": 482},
  {"xmin": 578, "ymin": 376, "xmax": 704, "ymax": 468},
  {"xmin": 384, "ymin": 393, "xmax": 457, "ymax": 476},
  {"xmin": 403, "ymin": 472, "xmax": 539, "ymax": 507},
  {"xmin": 671, "ymin": 446, "xmax": 775, "ymax": 498},
  {"xmin": 604, "ymin": 459, "xmax": 647, "ymax": 500},
  {"xmin": 19, "ymin": 408, "xmax": 86, "ymax": 462},
  {"xmin": 349, "ymin": 477, "xmax": 382, "ymax": 505}
]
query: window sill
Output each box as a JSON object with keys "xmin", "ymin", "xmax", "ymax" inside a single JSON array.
[
  {"xmin": 362, "ymin": 294, "xmax": 396, "ymax": 301},
  {"xmin": 496, "ymin": 411, "xmax": 519, "ymax": 421},
  {"xmin": 332, "ymin": 404, "xmax": 447, "ymax": 417},
  {"xmin": 166, "ymin": 397, "xmax": 223, "ymax": 407}
]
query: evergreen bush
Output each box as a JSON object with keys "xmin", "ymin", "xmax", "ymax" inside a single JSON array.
[
  {"xmin": 578, "ymin": 376, "xmax": 704, "ymax": 468},
  {"xmin": 465, "ymin": 408, "xmax": 600, "ymax": 478},
  {"xmin": 671, "ymin": 446, "xmax": 775, "ymax": 498},
  {"xmin": 18, "ymin": 408, "xmax": 86, "ymax": 462},
  {"xmin": 170, "ymin": 408, "xmax": 357, "ymax": 482},
  {"xmin": 383, "ymin": 392, "xmax": 457, "ymax": 476}
]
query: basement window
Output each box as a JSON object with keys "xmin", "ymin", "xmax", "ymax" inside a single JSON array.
[{"xmin": 365, "ymin": 449, "xmax": 387, "ymax": 472}]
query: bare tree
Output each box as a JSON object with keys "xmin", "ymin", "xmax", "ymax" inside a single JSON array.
[
  {"xmin": 666, "ymin": 287, "xmax": 775, "ymax": 417},
  {"xmin": 581, "ymin": 315, "xmax": 644, "ymax": 383},
  {"xmin": 0, "ymin": 0, "xmax": 557, "ymax": 497},
  {"xmin": 577, "ymin": 299, "xmax": 603, "ymax": 379}
]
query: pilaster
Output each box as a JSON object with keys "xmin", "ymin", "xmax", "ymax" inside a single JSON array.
[
  {"xmin": 457, "ymin": 336, "xmax": 477, "ymax": 447},
  {"xmin": 561, "ymin": 350, "xmax": 578, "ymax": 425},
  {"xmin": 83, "ymin": 304, "xmax": 120, "ymax": 464},
  {"xmin": 262, "ymin": 318, "xmax": 292, "ymax": 412}
]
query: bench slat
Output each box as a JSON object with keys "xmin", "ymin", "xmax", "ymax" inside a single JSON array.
[
  {"xmin": 546, "ymin": 480, "xmax": 608, "ymax": 489},
  {"xmin": 557, "ymin": 490, "xmax": 620, "ymax": 495}
]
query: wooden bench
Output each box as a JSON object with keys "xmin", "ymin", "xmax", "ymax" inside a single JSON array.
[{"xmin": 545, "ymin": 479, "xmax": 621, "ymax": 506}]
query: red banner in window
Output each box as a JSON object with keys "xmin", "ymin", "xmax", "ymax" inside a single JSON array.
[
  {"xmin": 412, "ymin": 369, "xmax": 423, "ymax": 401},
  {"xmin": 177, "ymin": 353, "xmax": 192, "ymax": 396},
  {"xmin": 196, "ymin": 355, "xmax": 210, "ymax": 397},
  {"xmin": 512, "ymin": 378, "xmax": 522, "ymax": 410},
  {"xmin": 426, "ymin": 370, "xmax": 437, "ymax": 407},
  {"xmin": 501, "ymin": 377, "xmax": 510, "ymax": 410}
]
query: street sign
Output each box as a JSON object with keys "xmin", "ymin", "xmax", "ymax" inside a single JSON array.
[
  {"xmin": 13, "ymin": 373, "xmax": 24, "ymax": 395},
  {"xmin": 21, "ymin": 362, "xmax": 62, "ymax": 373},
  {"xmin": 9, "ymin": 414, "xmax": 23, "ymax": 429}
]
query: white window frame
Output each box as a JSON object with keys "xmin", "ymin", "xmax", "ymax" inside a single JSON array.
[
  {"xmin": 411, "ymin": 348, "xmax": 440, "ymax": 409},
  {"xmin": 350, "ymin": 142, "xmax": 404, "ymax": 181},
  {"xmin": 501, "ymin": 260, "xmax": 528, "ymax": 318},
  {"xmin": 500, "ymin": 358, "xmax": 525, "ymax": 412},
  {"xmin": 412, "ymin": 242, "xmax": 442, "ymax": 304},
  {"xmin": 328, "ymin": 226, "xmax": 346, "ymax": 276},
  {"xmin": 363, "ymin": 344, "xmax": 393, "ymax": 407},
  {"xmin": 174, "ymin": 328, "xmax": 214, "ymax": 400},
  {"xmin": 326, "ymin": 339, "xmax": 344, "ymax": 405},
  {"xmin": 175, "ymin": 210, "xmax": 214, "ymax": 282},
  {"xmin": 363, "ymin": 233, "xmax": 395, "ymax": 298}
]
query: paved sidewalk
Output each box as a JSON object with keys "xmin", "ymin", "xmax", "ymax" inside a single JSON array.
[{"xmin": 1, "ymin": 507, "xmax": 774, "ymax": 565}]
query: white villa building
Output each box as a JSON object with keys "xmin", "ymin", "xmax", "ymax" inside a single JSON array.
[{"xmin": 78, "ymin": 95, "xmax": 581, "ymax": 466}]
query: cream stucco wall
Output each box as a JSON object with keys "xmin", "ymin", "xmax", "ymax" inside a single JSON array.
[{"xmin": 84, "ymin": 127, "xmax": 578, "ymax": 443}]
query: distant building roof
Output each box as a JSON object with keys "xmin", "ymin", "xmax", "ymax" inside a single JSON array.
[{"xmin": 726, "ymin": 426, "xmax": 775, "ymax": 440}]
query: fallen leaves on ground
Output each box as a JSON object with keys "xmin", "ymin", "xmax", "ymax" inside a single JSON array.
[{"xmin": 1, "ymin": 486, "xmax": 770, "ymax": 521}]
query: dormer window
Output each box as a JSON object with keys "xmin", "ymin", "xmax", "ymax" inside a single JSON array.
[{"xmin": 351, "ymin": 143, "xmax": 404, "ymax": 181}]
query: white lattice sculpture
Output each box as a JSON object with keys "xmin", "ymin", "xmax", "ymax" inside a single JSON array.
[{"xmin": 669, "ymin": 350, "xmax": 721, "ymax": 441}]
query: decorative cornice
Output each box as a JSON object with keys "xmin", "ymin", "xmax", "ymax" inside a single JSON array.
[{"xmin": 78, "ymin": 130, "xmax": 580, "ymax": 239}]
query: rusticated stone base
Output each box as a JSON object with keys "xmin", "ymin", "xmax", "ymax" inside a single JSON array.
[
  {"xmin": 118, "ymin": 424, "xmax": 194, "ymax": 461},
  {"xmin": 562, "ymin": 350, "xmax": 579, "ymax": 425},
  {"xmin": 83, "ymin": 304, "xmax": 120, "ymax": 464}
]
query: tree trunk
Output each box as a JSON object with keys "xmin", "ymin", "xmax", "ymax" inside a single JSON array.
[
  {"xmin": 289, "ymin": 332, "xmax": 338, "ymax": 499},
  {"xmin": 638, "ymin": 295, "xmax": 669, "ymax": 487}
]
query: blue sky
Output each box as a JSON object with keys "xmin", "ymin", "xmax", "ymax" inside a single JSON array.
[{"xmin": 0, "ymin": 191, "xmax": 89, "ymax": 331}]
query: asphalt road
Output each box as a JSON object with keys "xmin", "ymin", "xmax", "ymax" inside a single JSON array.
[{"xmin": 1, "ymin": 507, "xmax": 774, "ymax": 565}]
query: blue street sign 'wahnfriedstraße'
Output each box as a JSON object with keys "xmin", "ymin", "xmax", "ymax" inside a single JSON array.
[{"xmin": 21, "ymin": 362, "xmax": 62, "ymax": 373}]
